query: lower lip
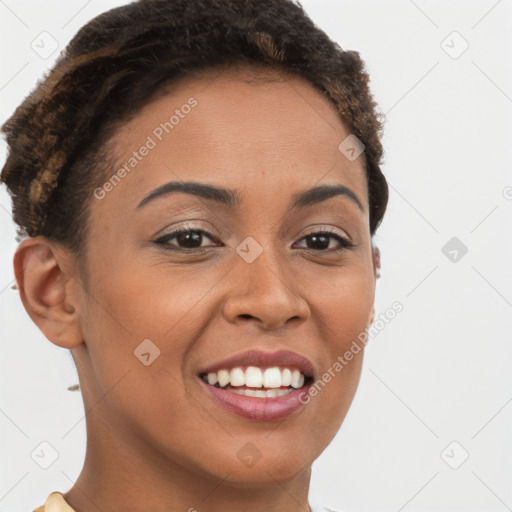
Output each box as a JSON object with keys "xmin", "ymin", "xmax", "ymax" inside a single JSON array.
[{"xmin": 198, "ymin": 378, "xmax": 311, "ymax": 421}]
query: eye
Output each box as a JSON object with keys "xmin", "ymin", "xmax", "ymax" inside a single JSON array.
[
  {"xmin": 153, "ymin": 225, "xmax": 221, "ymax": 252},
  {"xmin": 293, "ymin": 228, "xmax": 355, "ymax": 252}
]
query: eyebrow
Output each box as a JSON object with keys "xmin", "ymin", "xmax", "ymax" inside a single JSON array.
[{"xmin": 136, "ymin": 180, "xmax": 364, "ymax": 212}]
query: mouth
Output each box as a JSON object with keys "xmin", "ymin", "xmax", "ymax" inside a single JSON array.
[{"xmin": 196, "ymin": 350, "xmax": 315, "ymax": 421}]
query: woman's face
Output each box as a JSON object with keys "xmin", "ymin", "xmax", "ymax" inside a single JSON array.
[{"xmin": 72, "ymin": 66, "xmax": 378, "ymax": 484}]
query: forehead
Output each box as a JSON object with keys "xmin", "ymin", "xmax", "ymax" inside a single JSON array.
[{"xmin": 96, "ymin": 65, "xmax": 368, "ymax": 213}]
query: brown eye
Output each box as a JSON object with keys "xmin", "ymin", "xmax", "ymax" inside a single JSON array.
[
  {"xmin": 154, "ymin": 227, "xmax": 221, "ymax": 251},
  {"xmin": 294, "ymin": 230, "xmax": 355, "ymax": 252}
]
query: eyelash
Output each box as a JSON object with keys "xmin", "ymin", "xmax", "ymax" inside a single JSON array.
[{"xmin": 153, "ymin": 224, "xmax": 356, "ymax": 254}]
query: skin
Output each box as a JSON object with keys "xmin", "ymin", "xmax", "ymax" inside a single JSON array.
[{"xmin": 14, "ymin": 64, "xmax": 380, "ymax": 512}]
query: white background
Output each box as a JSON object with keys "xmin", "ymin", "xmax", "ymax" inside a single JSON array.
[{"xmin": 1, "ymin": 1, "xmax": 511, "ymax": 511}]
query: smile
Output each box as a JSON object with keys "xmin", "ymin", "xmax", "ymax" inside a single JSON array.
[{"xmin": 197, "ymin": 349, "xmax": 315, "ymax": 420}]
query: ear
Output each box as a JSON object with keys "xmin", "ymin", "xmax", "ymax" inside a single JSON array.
[
  {"xmin": 13, "ymin": 236, "xmax": 84, "ymax": 349},
  {"xmin": 369, "ymin": 306, "xmax": 375, "ymax": 325},
  {"xmin": 371, "ymin": 242, "xmax": 381, "ymax": 280},
  {"xmin": 368, "ymin": 242, "xmax": 381, "ymax": 325}
]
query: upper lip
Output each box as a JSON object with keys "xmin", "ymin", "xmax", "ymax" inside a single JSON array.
[{"xmin": 198, "ymin": 349, "xmax": 315, "ymax": 378}]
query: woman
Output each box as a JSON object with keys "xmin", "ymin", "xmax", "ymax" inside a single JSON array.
[{"xmin": 0, "ymin": 0, "xmax": 388, "ymax": 510}]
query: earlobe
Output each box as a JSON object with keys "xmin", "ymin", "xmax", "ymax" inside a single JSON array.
[{"xmin": 13, "ymin": 237, "xmax": 84, "ymax": 349}]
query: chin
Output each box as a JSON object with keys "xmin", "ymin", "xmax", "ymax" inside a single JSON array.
[
  {"xmin": 214, "ymin": 446, "xmax": 314, "ymax": 488},
  {"xmin": 220, "ymin": 462, "xmax": 311, "ymax": 489}
]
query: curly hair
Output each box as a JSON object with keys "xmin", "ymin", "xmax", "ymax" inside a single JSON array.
[{"xmin": 0, "ymin": 0, "xmax": 388, "ymax": 262}]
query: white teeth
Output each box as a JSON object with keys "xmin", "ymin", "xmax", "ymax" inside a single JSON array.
[
  {"xmin": 281, "ymin": 368, "xmax": 292, "ymax": 387},
  {"xmin": 217, "ymin": 369, "xmax": 230, "ymax": 388},
  {"xmin": 229, "ymin": 367, "xmax": 245, "ymax": 387},
  {"xmin": 245, "ymin": 366, "xmax": 263, "ymax": 387},
  {"xmin": 262, "ymin": 367, "xmax": 282, "ymax": 388},
  {"xmin": 291, "ymin": 369, "xmax": 301, "ymax": 389},
  {"xmin": 202, "ymin": 366, "xmax": 308, "ymax": 391}
]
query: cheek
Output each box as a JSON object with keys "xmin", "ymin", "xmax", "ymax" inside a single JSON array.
[
  {"xmin": 307, "ymin": 258, "xmax": 375, "ymax": 349},
  {"xmin": 85, "ymin": 255, "xmax": 221, "ymax": 342},
  {"xmin": 77, "ymin": 256, "xmax": 230, "ymax": 412},
  {"xmin": 301, "ymin": 260, "xmax": 374, "ymax": 424},
  {"xmin": 77, "ymin": 264, "xmax": 212, "ymax": 450}
]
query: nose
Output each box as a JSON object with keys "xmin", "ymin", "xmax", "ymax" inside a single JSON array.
[{"xmin": 221, "ymin": 244, "xmax": 310, "ymax": 331}]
